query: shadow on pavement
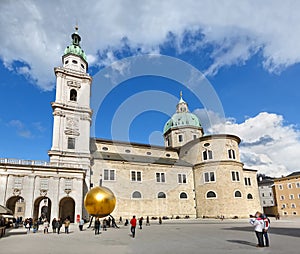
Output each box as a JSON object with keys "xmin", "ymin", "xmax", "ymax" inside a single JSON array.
[
  {"xmin": 223, "ymin": 226, "xmax": 300, "ymax": 238},
  {"xmin": 226, "ymin": 240, "xmax": 257, "ymax": 247}
]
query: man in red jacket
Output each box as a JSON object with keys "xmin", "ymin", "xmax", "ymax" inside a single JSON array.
[{"xmin": 130, "ymin": 215, "xmax": 137, "ymax": 238}]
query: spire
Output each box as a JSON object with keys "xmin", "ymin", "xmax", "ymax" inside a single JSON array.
[
  {"xmin": 179, "ymin": 91, "xmax": 185, "ymax": 104},
  {"xmin": 176, "ymin": 91, "xmax": 189, "ymax": 113},
  {"xmin": 71, "ymin": 25, "xmax": 81, "ymax": 47}
]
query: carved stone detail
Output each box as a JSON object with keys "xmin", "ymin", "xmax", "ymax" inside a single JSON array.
[
  {"xmin": 66, "ymin": 117, "xmax": 79, "ymax": 130},
  {"xmin": 53, "ymin": 110, "xmax": 65, "ymax": 117},
  {"xmin": 67, "ymin": 80, "xmax": 81, "ymax": 89},
  {"xmin": 13, "ymin": 188, "xmax": 21, "ymax": 196},
  {"xmin": 40, "ymin": 189, "xmax": 48, "ymax": 196},
  {"xmin": 64, "ymin": 129, "xmax": 80, "ymax": 136}
]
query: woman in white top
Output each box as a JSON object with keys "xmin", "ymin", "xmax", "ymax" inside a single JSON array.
[
  {"xmin": 249, "ymin": 211, "xmax": 264, "ymax": 247},
  {"xmin": 43, "ymin": 219, "xmax": 49, "ymax": 234}
]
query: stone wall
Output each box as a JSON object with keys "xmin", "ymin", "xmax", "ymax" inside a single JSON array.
[{"xmin": 91, "ymin": 158, "xmax": 196, "ymax": 219}]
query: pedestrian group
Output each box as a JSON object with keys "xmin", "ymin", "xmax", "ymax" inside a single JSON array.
[{"xmin": 249, "ymin": 211, "xmax": 270, "ymax": 247}]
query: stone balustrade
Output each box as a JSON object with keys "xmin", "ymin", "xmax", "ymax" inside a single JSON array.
[{"xmin": 0, "ymin": 158, "xmax": 85, "ymax": 169}]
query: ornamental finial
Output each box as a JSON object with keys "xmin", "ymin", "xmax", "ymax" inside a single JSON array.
[{"xmin": 180, "ymin": 91, "xmax": 183, "ymax": 98}]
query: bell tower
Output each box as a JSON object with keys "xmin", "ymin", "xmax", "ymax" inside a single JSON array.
[{"xmin": 48, "ymin": 26, "xmax": 92, "ymax": 171}]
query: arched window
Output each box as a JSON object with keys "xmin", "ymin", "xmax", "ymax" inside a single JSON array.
[
  {"xmin": 132, "ymin": 191, "xmax": 142, "ymax": 199},
  {"xmin": 234, "ymin": 190, "xmax": 242, "ymax": 198},
  {"xmin": 206, "ymin": 191, "xmax": 217, "ymax": 199},
  {"xmin": 228, "ymin": 149, "xmax": 236, "ymax": 159},
  {"xmin": 70, "ymin": 89, "xmax": 77, "ymax": 101},
  {"xmin": 157, "ymin": 192, "xmax": 166, "ymax": 199},
  {"xmin": 247, "ymin": 193, "xmax": 253, "ymax": 199},
  {"xmin": 203, "ymin": 150, "xmax": 213, "ymax": 160},
  {"xmin": 180, "ymin": 192, "xmax": 188, "ymax": 199}
]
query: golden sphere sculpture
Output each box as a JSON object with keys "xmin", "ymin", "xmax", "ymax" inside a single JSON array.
[{"xmin": 84, "ymin": 186, "xmax": 116, "ymax": 218}]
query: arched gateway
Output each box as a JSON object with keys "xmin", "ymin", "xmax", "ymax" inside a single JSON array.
[
  {"xmin": 33, "ymin": 197, "xmax": 52, "ymax": 221},
  {"xmin": 59, "ymin": 197, "xmax": 75, "ymax": 222},
  {"xmin": 6, "ymin": 196, "xmax": 25, "ymax": 218}
]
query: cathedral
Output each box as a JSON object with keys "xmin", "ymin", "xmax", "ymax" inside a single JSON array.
[{"xmin": 0, "ymin": 28, "xmax": 261, "ymax": 222}]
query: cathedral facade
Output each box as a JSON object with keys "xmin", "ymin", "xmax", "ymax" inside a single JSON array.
[{"xmin": 0, "ymin": 29, "xmax": 261, "ymax": 222}]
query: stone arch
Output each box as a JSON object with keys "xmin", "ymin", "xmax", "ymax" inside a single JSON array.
[
  {"xmin": 33, "ymin": 197, "xmax": 52, "ymax": 221},
  {"xmin": 70, "ymin": 89, "xmax": 77, "ymax": 101},
  {"xmin": 6, "ymin": 196, "xmax": 25, "ymax": 218},
  {"xmin": 59, "ymin": 197, "xmax": 75, "ymax": 223}
]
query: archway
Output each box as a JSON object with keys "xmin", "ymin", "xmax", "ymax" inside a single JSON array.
[
  {"xmin": 33, "ymin": 197, "xmax": 52, "ymax": 221},
  {"xmin": 59, "ymin": 197, "xmax": 75, "ymax": 222},
  {"xmin": 6, "ymin": 196, "xmax": 25, "ymax": 219}
]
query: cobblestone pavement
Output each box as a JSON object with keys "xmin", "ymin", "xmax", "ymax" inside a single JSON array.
[{"xmin": 1, "ymin": 218, "xmax": 299, "ymax": 254}]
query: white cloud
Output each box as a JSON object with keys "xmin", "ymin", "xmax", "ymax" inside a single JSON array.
[
  {"xmin": 32, "ymin": 122, "xmax": 46, "ymax": 132},
  {"xmin": 1, "ymin": 1, "xmax": 300, "ymax": 90},
  {"xmin": 206, "ymin": 112, "xmax": 300, "ymax": 177},
  {"xmin": 8, "ymin": 120, "xmax": 33, "ymax": 138},
  {"xmin": 8, "ymin": 120, "xmax": 24, "ymax": 130}
]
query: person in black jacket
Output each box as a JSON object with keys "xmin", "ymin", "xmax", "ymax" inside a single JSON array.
[
  {"xmin": 94, "ymin": 217, "xmax": 101, "ymax": 235},
  {"xmin": 56, "ymin": 218, "xmax": 62, "ymax": 234}
]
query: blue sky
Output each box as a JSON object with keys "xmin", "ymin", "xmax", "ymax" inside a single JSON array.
[{"xmin": 0, "ymin": 1, "xmax": 300, "ymax": 176}]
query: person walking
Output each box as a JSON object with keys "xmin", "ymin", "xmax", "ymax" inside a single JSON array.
[
  {"xmin": 103, "ymin": 218, "xmax": 107, "ymax": 231},
  {"xmin": 130, "ymin": 215, "xmax": 137, "ymax": 238},
  {"xmin": 262, "ymin": 214, "xmax": 270, "ymax": 247},
  {"xmin": 107, "ymin": 217, "xmax": 111, "ymax": 227},
  {"xmin": 32, "ymin": 220, "xmax": 38, "ymax": 233},
  {"xmin": 138, "ymin": 217, "xmax": 143, "ymax": 229},
  {"xmin": 43, "ymin": 219, "xmax": 49, "ymax": 234},
  {"xmin": 146, "ymin": 216, "xmax": 150, "ymax": 226},
  {"xmin": 159, "ymin": 217, "xmax": 162, "ymax": 225},
  {"xmin": 79, "ymin": 218, "xmax": 84, "ymax": 231},
  {"xmin": 52, "ymin": 218, "xmax": 57, "ymax": 233},
  {"xmin": 249, "ymin": 212, "xmax": 264, "ymax": 247},
  {"xmin": 64, "ymin": 218, "xmax": 70, "ymax": 234},
  {"xmin": 56, "ymin": 218, "xmax": 62, "ymax": 234},
  {"xmin": 124, "ymin": 219, "xmax": 129, "ymax": 226},
  {"xmin": 25, "ymin": 218, "xmax": 31, "ymax": 233},
  {"xmin": 94, "ymin": 218, "xmax": 101, "ymax": 235},
  {"xmin": 111, "ymin": 217, "xmax": 119, "ymax": 228}
]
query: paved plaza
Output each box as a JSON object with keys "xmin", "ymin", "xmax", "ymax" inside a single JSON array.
[{"xmin": 1, "ymin": 218, "xmax": 299, "ymax": 254}]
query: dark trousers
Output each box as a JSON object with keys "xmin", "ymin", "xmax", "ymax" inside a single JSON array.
[
  {"xmin": 95, "ymin": 226, "xmax": 100, "ymax": 235},
  {"xmin": 263, "ymin": 231, "xmax": 269, "ymax": 246},
  {"xmin": 131, "ymin": 226, "xmax": 136, "ymax": 238},
  {"xmin": 79, "ymin": 225, "xmax": 83, "ymax": 231},
  {"xmin": 255, "ymin": 231, "xmax": 264, "ymax": 247}
]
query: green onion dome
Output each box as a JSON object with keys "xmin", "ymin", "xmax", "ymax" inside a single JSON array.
[
  {"xmin": 63, "ymin": 26, "xmax": 87, "ymax": 61},
  {"xmin": 163, "ymin": 93, "xmax": 202, "ymax": 134}
]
